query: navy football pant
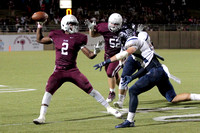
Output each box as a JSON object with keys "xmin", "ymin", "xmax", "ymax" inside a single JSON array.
[
  {"xmin": 128, "ymin": 66, "xmax": 177, "ymax": 113},
  {"xmin": 121, "ymin": 56, "xmax": 141, "ymax": 78}
]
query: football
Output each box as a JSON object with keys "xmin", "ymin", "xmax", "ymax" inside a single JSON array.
[{"xmin": 31, "ymin": 11, "xmax": 48, "ymax": 22}]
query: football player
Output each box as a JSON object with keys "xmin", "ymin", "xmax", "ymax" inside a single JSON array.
[
  {"xmin": 94, "ymin": 32, "xmax": 200, "ymax": 128},
  {"xmin": 113, "ymin": 25, "xmax": 142, "ymax": 108},
  {"xmin": 33, "ymin": 15, "xmax": 122, "ymax": 124},
  {"xmin": 85, "ymin": 13, "xmax": 123, "ymax": 103}
]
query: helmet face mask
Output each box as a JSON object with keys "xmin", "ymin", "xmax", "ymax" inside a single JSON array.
[
  {"xmin": 61, "ymin": 15, "xmax": 79, "ymax": 34},
  {"xmin": 108, "ymin": 13, "xmax": 123, "ymax": 32},
  {"xmin": 119, "ymin": 29, "xmax": 134, "ymax": 45}
]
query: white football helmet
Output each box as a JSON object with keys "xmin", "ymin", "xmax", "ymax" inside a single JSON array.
[
  {"xmin": 61, "ymin": 15, "xmax": 79, "ymax": 34},
  {"xmin": 108, "ymin": 13, "xmax": 123, "ymax": 32}
]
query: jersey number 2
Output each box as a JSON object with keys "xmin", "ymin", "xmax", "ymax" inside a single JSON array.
[{"xmin": 61, "ymin": 43, "xmax": 68, "ymax": 55}]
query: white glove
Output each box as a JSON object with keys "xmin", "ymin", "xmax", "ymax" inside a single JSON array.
[
  {"xmin": 136, "ymin": 24, "xmax": 145, "ymax": 32},
  {"xmin": 37, "ymin": 19, "xmax": 47, "ymax": 29},
  {"xmin": 85, "ymin": 19, "xmax": 96, "ymax": 31},
  {"xmin": 93, "ymin": 40, "xmax": 104, "ymax": 55}
]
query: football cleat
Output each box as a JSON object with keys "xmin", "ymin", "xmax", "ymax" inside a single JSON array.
[
  {"xmin": 113, "ymin": 101, "xmax": 123, "ymax": 109},
  {"xmin": 107, "ymin": 107, "xmax": 122, "ymax": 118},
  {"xmin": 33, "ymin": 117, "xmax": 45, "ymax": 125},
  {"xmin": 115, "ymin": 120, "xmax": 135, "ymax": 128},
  {"xmin": 106, "ymin": 91, "xmax": 115, "ymax": 103}
]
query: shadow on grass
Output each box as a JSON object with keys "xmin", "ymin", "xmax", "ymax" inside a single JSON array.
[
  {"xmin": 43, "ymin": 114, "xmax": 116, "ymax": 125},
  {"xmin": 64, "ymin": 114, "xmax": 113, "ymax": 122},
  {"xmin": 140, "ymin": 99, "xmax": 167, "ymax": 104},
  {"xmin": 35, "ymin": 100, "xmax": 200, "ymax": 125}
]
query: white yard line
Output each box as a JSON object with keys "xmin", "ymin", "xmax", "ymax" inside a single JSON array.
[{"xmin": 0, "ymin": 85, "xmax": 36, "ymax": 93}]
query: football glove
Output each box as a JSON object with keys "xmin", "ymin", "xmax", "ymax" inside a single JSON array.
[
  {"xmin": 136, "ymin": 24, "xmax": 145, "ymax": 33},
  {"xmin": 121, "ymin": 76, "xmax": 133, "ymax": 87},
  {"xmin": 121, "ymin": 67, "xmax": 146, "ymax": 86},
  {"xmin": 93, "ymin": 40, "xmax": 104, "ymax": 55},
  {"xmin": 37, "ymin": 19, "xmax": 47, "ymax": 29},
  {"xmin": 93, "ymin": 59, "xmax": 111, "ymax": 71},
  {"xmin": 85, "ymin": 19, "xmax": 96, "ymax": 31}
]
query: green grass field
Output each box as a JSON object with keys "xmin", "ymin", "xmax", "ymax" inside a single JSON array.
[{"xmin": 0, "ymin": 49, "xmax": 200, "ymax": 133}]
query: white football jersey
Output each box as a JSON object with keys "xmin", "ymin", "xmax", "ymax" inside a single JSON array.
[
  {"xmin": 138, "ymin": 31, "xmax": 154, "ymax": 50},
  {"xmin": 124, "ymin": 36, "xmax": 154, "ymax": 68}
]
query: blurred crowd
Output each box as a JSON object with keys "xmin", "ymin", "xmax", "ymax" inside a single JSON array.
[{"xmin": 0, "ymin": 0, "xmax": 200, "ymax": 32}]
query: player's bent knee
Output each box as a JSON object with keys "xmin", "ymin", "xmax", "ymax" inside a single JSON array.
[
  {"xmin": 107, "ymin": 73, "xmax": 114, "ymax": 78},
  {"xmin": 129, "ymin": 88, "xmax": 137, "ymax": 96},
  {"xmin": 165, "ymin": 89, "xmax": 177, "ymax": 102},
  {"xmin": 171, "ymin": 96, "xmax": 180, "ymax": 103},
  {"xmin": 129, "ymin": 85, "xmax": 141, "ymax": 96}
]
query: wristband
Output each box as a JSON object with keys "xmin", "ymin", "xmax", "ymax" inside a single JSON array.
[{"xmin": 105, "ymin": 59, "xmax": 111, "ymax": 64}]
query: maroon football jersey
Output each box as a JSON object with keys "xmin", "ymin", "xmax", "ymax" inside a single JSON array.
[
  {"xmin": 95, "ymin": 22, "xmax": 121, "ymax": 57},
  {"xmin": 49, "ymin": 30, "xmax": 87, "ymax": 67}
]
